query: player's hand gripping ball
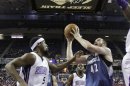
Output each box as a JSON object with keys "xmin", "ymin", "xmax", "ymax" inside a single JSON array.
[{"xmin": 64, "ymin": 23, "xmax": 79, "ymax": 39}]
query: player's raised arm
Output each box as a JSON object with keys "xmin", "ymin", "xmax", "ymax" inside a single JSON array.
[
  {"xmin": 117, "ymin": 0, "xmax": 130, "ymax": 20},
  {"xmin": 64, "ymin": 24, "xmax": 76, "ymax": 60},
  {"xmin": 65, "ymin": 24, "xmax": 88, "ymax": 63},
  {"xmin": 48, "ymin": 50, "xmax": 83, "ymax": 73},
  {"xmin": 71, "ymin": 28, "xmax": 108, "ymax": 55}
]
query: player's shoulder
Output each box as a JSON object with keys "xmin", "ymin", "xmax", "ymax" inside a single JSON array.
[
  {"xmin": 20, "ymin": 52, "xmax": 36, "ymax": 61},
  {"xmin": 15, "ymin": 52, "xmax": 36, "ymax": 66},
  {"xmin": 24, "ymin": 52, "xmax": 36, "ymax": 58}
]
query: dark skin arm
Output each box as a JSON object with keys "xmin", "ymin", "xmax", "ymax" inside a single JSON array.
[
  {"xmin": 48, "ymin": 56, "xmax": 75, "ymax": 73},
  {"xmin": 47, "ymin": 50, "xmax": 82, "ymax": 73},
  {"xmin": 5, "ymin": 53, "xmax": 35, "ymax": 86},
  {"xmin": 123, "ymin": 4, "xmax": 130, "ymax": 21},
  {"xmin": 65, "ymin": 74, "xmax": 73, "ymax": 86}
]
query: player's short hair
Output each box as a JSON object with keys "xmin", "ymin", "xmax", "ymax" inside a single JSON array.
[{"xmin": 103, "ymin": 39, "xmax": 107, "ymax": 46}]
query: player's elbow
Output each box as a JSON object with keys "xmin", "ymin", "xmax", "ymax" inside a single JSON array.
[
  {"xmin": 5, "ymin": 62, "xmax": 15, "ymax": 71},
  {"xmin": 87, "ymin": 45, "xmax": 95, "ymax": 52},
  {"xmin": 5, "ymin": 64, "xmax": 8, "ymax": 70},
  {"xmin": 5, "ymin": 63, "xmax": 12, "ymax": 72},
  {"xmin": 108, "ymin": 57, "xmax": 113, "ymax": 63}
]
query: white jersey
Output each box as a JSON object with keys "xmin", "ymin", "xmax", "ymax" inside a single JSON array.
[
  {"xmin": 72, "ymin": 73, "xmax": 86, "ymax": 86},
  {"xmin": 122, "ymin": 29, "xmax": 130, "ymax": 86},
  {"xmin": 17, "ymin": 52, "xmax": 49, "ymax": 86},
  {"xmin": 126, "ymin": 29, "xmax": 130, "ymax": 53}
]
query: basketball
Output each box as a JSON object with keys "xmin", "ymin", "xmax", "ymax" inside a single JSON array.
[{"xmin": 64, "ymin": 23, "xmax": 79, "ymax": 39}]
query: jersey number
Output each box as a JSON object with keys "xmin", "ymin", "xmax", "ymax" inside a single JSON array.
[
  {"xmin": 91, "ymin": 64, "xmax": 98, "ymax": 73},
  {"xmin": 42, "ymin": 77, "xmax": 46, "ymax": 84}
]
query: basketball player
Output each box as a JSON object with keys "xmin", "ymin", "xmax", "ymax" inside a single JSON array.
[
  {"xmin": 47, "ymin": 74, "xmax": 58, "ymax": 86},
  {"xmin": 52, "ymin": 75, "xmax": 58, "ymax": 86},
  {"xmin": 5, "ymin": 37, "xmax": 81, "ymax": 86},
  {"xmin": 117, "ymin": 0, "xmax": 130, "ymax": 86},
  {"xmin": 47, "ymin": 59, "xmax": 58, "ymax": 86},
  {"xmin": 66, "ymin": 29, "xmax": 113, "ymax": 86},
  {"xmin": 66, "ymin": 63, "xmax": 86, "ymax": 86}
]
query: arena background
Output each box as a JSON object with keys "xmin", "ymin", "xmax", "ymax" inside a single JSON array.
[{"xmin": 0, "ymin": 0, "xmax": 129, "ymax": 86}]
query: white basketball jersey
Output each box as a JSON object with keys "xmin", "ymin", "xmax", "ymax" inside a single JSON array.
[
  {"xmin": 17, "ymin": 52, "xmax": 49, "ymax": 86},
  {"xmin": 126, "ymin": 29, "xmax": 130, "ymax": 53},
  {"xmin": 122, "ymin": 29, "xmax": 130, "ymax": 86},
  {"xmin": 72, "ymin": 73, "xmax": 86, "ymax": 86}
]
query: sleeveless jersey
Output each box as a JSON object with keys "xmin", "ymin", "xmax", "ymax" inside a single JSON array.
[
  {"xmin": 122, "ymin": 29, "xmax": 130, "ymax": 86},
  {"xmin": 72, "ymin": 73, "xmax": 86, "ymax": 86},
  {"xmin": 86, "ymin": 55, "xmax": 113, "ymax": 86},
  {"xmin": 17, "ymin": 52, "xmax": 49, "ymax": 86}
]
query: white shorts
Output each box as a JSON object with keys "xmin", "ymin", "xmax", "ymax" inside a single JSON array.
[{"xmin": 122, "ymin": 53, "xmax": 130, "ymax": 86}]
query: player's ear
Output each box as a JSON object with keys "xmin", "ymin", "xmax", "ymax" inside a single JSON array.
[{"xmin": 37, "ymin": 42, "xmax": 41, "ymax": 47}]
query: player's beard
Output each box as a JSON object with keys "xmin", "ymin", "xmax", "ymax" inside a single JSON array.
[
  {"xmin": 44, "ymin": 50, "xmax": 49, "ymax": 57},
  {"xmin": 79, "ymin": 69, "xmax": 83, "ymax": 72}
]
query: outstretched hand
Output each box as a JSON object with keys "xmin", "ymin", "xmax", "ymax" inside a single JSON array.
[
  {"xmin": 74, "ymin": 50, "xmax": 84, "ymax": 60},
  {"xmin": 70, "ymin": 27, "xmax": 82, "ymax": 39}
]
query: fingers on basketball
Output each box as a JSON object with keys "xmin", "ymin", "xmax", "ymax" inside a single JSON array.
[{"xmin": 64, "ymin": 23, "xmax": 79, "ymax": 39}]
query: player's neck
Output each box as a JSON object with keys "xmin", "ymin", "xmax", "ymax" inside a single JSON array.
[
  {"xmin": 77, "ymin": 71, "xmax": 83, "ymax": 78},
  {"xmin": 35, "ymin": 50, "xmax": 44, "ymax": 61},
  {"xmin": 35, "ymin": 49, "xmax": 44, "ymax": 57}
]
